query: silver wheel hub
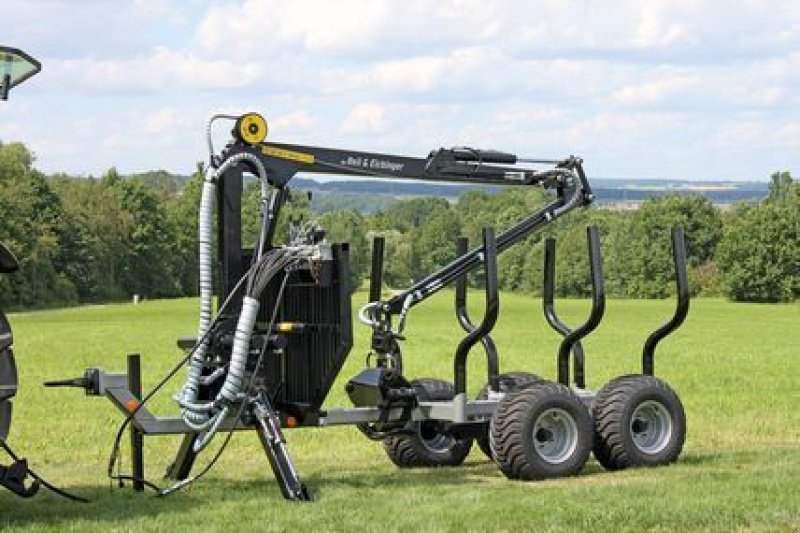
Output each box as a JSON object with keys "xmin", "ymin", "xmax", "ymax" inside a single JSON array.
[
  {"xmin": 630, "ymin": 400, "xmax": 673, "ymax": 454},
  {"xmin": 419, "ymin": 421, "xmax": 455, "ymax": 453},
  {"xmin": 532, "ymin": 408, "xmax": 578, "ymax": 464}
]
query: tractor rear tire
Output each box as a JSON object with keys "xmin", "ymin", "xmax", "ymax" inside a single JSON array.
[
  {"xmin": 383, "ymin": 378, "xmax": 473, "ymax": 468},
  {"xmin": 0, "ymin": 402, "xmax": 11, "ymax": 443},
  {"xmin": 0, "ymin": 311, "xmax": 17, "ymax": 443},
  {"xmin": 475, "ymin": 371, "xmax": 542, "ymax": 460},
  {"xmin": 592, "ymin": 374, "xmax": 686, "ymax": 470},
  {"xmin": 490, "ymin": 382, "xmax": 593, "ymax": 480}
]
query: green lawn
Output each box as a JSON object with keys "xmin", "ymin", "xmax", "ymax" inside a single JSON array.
[{"xmin": 1, "ymin": 291, "xmax": 798, "ymax": 531}]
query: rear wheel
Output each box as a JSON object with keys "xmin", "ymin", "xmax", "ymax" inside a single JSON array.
[
  {"xmin": 490, "ymin": 382, "xmax": 593, "ymax": 480},
  {"xmin": 383, "ymin": 378, "xmax": 473, "ymax": 468},
  {"xmin": 475, "ymin": 371, "xmax": 542, "ymax": 460},
  {"xmin": 0, "ymin": 311, "xmax": 18, "ymax": 443},
  {"xmin": 593, "ymin": 374, "xmax": 686, "ymax": 470}
]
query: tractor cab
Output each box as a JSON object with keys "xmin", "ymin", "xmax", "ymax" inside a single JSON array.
[{"xmin": 0, "ymin": 46, "xmax": 41, "ymax": 101}]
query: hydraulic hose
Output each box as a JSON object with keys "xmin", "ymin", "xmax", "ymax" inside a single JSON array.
[
  {"xmin": 218, "ymin": 295, "xmax": 260, "ymax": 404},
  {"xmin": 178, "ymin": 149, "xmax": 269, "ymax": 429}
]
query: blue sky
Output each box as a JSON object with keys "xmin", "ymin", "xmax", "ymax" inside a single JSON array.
[{"xmin": 1, "ymin": 0, "xmax": 797, "ymax": 181}]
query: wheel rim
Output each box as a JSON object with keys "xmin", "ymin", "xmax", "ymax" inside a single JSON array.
[
  {"xmin": 532, "ymin": 408, "xmax": 578, "ymax": 464},
  {"xmin": 630, "ymin": 400, "xmax": 673, "ymax": 454},
  {"xmin": 419, "ymin": 421, "xmax": 455, "ymax": 453}
]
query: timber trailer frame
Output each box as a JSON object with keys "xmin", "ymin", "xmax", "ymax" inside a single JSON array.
[{"xmin": 48, "ymin": 112, "xmax": 690, "ymax": 501}]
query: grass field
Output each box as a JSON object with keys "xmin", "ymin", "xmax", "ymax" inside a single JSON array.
[{"xmin": 1, "ymin": 291, "xmax": 798, "ymax": 532}]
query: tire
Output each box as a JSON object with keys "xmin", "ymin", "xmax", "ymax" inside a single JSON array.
[
  {"xmin": 0, "ymin": 311, "xmax": 17, "ymax": 443},
  {"xmin": 383, "ymin": 378, "xmax": 473, "ymax": 468},
  {"xmin": 475, "ymin": 372, "xmax": 542, "ymax": 460},
  {"xmin": 592, "ymin": 374, "xmax": 686, "ymax": 470},
  {"xmin": 490, "ymin": 382, "xmax": 593, "ymax": 480},
  {"xmin": 0, "ymin": 401, "xmax": 11, "ymax": 443}
]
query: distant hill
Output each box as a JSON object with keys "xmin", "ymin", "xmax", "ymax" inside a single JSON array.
[
  {"xmin": 118, "ymin": 170, "xmax": 769, "ymax": 213},
  {"xmin": 290, "ymin": 176, "xmax": 768, "ymax": 212}
]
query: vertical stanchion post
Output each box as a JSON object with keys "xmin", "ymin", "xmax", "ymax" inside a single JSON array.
[
  {"xmin": 543, "ymin": 237, "xmax": 588, "ymax": 388},
  {"xmin": 555, "ymin": 226, "xmax": 605, "ymax": 386},
  {"xmin": 369, "ymin": 236, "xmax": 385, "ymax": 303},
  {"xmin": 454, "ymin": 227, "xmax": 499, "ymax": 395},
  {"xmin": 127, "ymin": 353, "xmax": 144, "ymax": 492},
  {"xmin": 454, "ymin": 236, "xmax": 500, "ymax": 391},
  {"xmin": 642, "ymin": 227, "xmax": 690, "ymax": 375}
]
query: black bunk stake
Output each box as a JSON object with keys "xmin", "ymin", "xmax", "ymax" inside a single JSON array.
[
  {"xmin": 642, "ymin": 227, "xmax": 690, "ymax": 376},
  {"xmin": 454, "ymin": 236, "xmax": 500, "ymax": 392},
  {"xmin": 555, "ymin": 226, "xmax": 606, "ymax": 387},
  {"xmin": 454, "ymin": 228, "xmax": 499, "ymax": 395},
  {"xmin": 127, "ymin": 353, "xmax": 144, "ymax": 492},
  {"xmin": 544, "ymin": 237, "xmax": 588, "ymax": 388},
  {"xmin": 369, "ymin": 236, "xmax": 385, "ymax": 304}
]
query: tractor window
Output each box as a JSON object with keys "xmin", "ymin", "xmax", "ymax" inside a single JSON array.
[{"xmin": 0, "ymin": 46, "xmax": 41, "ymax": 99}]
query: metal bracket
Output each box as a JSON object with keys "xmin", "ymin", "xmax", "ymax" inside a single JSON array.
[{"xmin": 0, "ymin": 458, "xmax": 39, "ymax": 498}]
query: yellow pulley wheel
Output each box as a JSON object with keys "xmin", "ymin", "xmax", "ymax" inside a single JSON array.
[{"xmin": 235, "ymin": 112, "xmax": 268, "ymax": 145}]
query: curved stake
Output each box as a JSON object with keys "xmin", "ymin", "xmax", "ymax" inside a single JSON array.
[
  {"xmin": 642, "ymin": 227, "xmax": 690, "ymax": 375},
  {"xmin": 556, "ymin": 226, "xmax": 605, "ymax": 386},
  {"xmin": 454, "ymin": 236, "xmax": 500, "ymax": 391},
  {"xmin": 454, "ymin": 228, "xmax": 499, "ymax": 395},
  {"xmin": 543, "ymin": 236, "xmax": 587, "ymax": 388}
]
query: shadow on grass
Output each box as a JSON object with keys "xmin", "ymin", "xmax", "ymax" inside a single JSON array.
[
  {"xmin": 302, "ymin": 456, "xmax": 636, "ymax": 499},
  {"xmin": 0, "ymin": 447, "xmax": 774, "ymax": 525},
  {"xmin": 0, "ymin": 482, "xmax": 204, "ymax": 528},
  {"xmin": 0, "ymin": 457, "xmax": 607, "ymax": 526},
  {"xmin": 678, "ymin": 451, "xmax": 725, "ymax": 465},
  {"xmin": 305, "ymin": 460, "xmax": 492, "ymax": 495}
]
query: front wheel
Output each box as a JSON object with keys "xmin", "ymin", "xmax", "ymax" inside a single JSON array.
[{"xmin": 592, "ymin": 374, "xmax": 686, "ymax": 470}]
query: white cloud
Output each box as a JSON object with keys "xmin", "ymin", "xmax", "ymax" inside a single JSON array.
[
  {"xmin": 269, "ymin": 110, "xmax": 317, "ymax": 136},
  {"xmin": 0, "ymin": 0, "xmax": 797, "ymax": 181},
  {"xmin": 44, "ymin": 48, "xmax": 264, "ymax": 93},
  {"xmin": 191, "ymin": 0, "xmax": 502, "ymax": 60},
  {"xmin": 340, "ymin": 104, "xmax": 388, "ymax": 134}
]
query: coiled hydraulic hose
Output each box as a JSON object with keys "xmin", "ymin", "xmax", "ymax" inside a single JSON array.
[{"xmin": 177, "ymin": 120, "xmax": 271, "ymax": 434}]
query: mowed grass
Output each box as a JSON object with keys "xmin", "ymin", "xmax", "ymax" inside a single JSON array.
[{"xmin": 1, "ymin": 291, "xmax": 798, "ymax": 532}]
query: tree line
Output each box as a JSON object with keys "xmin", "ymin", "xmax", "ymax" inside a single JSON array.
[{"xmin": 0, "ymin": 140, "xmax": 797, "ymax": 309}]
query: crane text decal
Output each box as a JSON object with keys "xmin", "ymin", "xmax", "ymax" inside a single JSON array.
[{"xmin": 340, "ymin": 156, "xmax": 404, "ymax": 173}]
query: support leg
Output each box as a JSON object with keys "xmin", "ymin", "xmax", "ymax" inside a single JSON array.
[
  {"xmin": 165, "ymin": 434, "xmax": 198, "ymax": 480},
  {"xmin": 253, "ymin": 393, "xmax": 311, "ymax": 501}
]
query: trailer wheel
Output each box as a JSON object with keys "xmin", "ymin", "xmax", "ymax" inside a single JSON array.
[
  {"xmin": 475, "ymin": 372, "xmax": 542, "ymax": 460},
  {"xmin": 383, "ymin": 378, "xmax": 473, "ymax": 468},
  {"xmin": 593, "ymin": 374, "xmax": 685, "ymax": 470},
  {"xmin": 490, "ymin": 382, "xmax": 592, "ymax": 480}
]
